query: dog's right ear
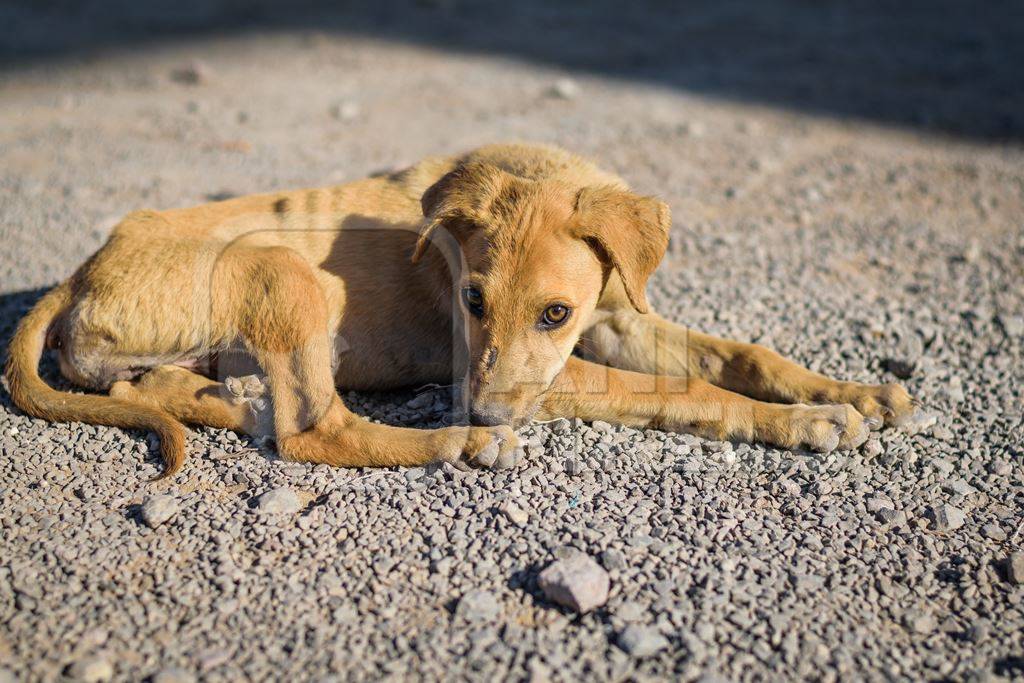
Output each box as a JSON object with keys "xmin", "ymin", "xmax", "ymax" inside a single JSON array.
[{"xmin": 411, "ymin": 162, "xmax": 513, "ymax": 263}]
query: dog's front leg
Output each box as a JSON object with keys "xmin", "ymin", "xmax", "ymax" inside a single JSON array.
[
  {"xmin": 212, "ymin": 244, "xmax": 521, "ymax": 470},
  {"xmin": 538, "ymin": 356, "xmax": 871, "ymax": 453},
  {"xmin": 582, "ymin": 310, "xmax": 914, "ymax": 426}
]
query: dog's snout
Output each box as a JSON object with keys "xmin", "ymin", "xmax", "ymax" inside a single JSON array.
[{"xmin": 469, "ymin": 405, "xmax": 512, "ymax": 427}]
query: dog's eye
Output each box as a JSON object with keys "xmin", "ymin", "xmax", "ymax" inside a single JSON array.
[
  {"xmin": 461, "ymin": 286, "xmax": 484, "ymax": 318},
  {"xmin": 540, "ymin": 304, "xmax": 571, "ymax": 328}
]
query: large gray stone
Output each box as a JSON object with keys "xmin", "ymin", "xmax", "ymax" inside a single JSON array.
[
  {"xmin": 140, "ymin": 494, "xmax": 179, "ymax": 528},
  {"xmin": 538, "ymin": 554, "xmax": 609, "ymax": 613}
]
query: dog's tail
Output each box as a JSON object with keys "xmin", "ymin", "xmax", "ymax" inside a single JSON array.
[{"xmin": 5, "ymin": 282, "xmax": 187, "ymax": 478}]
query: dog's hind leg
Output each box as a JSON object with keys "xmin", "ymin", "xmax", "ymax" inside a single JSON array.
[
  {"xmin": 581, "ymin": 308, "xmax": 914, "ymax": 427},
  {"xmin": 110, "ymin": 365, "xmax": 256, "ymax": 431}
]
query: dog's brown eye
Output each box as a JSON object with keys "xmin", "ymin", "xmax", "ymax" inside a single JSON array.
[
  {"xmin": 540, "ymin": 304, "xmax": 571, "ymax": 328},
  {"xmin": 461, "ymin": 286, "xmax": 484, "ymax": 318}
]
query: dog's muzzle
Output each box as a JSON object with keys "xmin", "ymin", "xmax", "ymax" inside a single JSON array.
[{"xmin": 468, "ymin": 405, "xmax": 514, "ymax": 427}]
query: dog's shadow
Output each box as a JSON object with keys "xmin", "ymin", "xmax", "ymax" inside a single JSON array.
[{"xmin": 0, "ymin": 286, "xmax": 62, "ymax": 407}]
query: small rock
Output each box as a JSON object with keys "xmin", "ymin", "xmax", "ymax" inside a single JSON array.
[
  {"xmin": 778, "ymin": 479, "xmax": 801, "ymax": 496},
  {"xmin": 866, "ymin": 496, "xmax": 893, "ymax": 513},
  {"xmin": 990, "ymin": 461, "xmax": 1013, "ymax": 477},
  {"xmin": 500, "ymin": 502, "xmax": 529, "ymax": 526},
  {"xmin": 170, "ymin": 60, "xmax": 211, "ymax": 85},
  {"xmin": 617, "ymin": 625, "xmax": 669, "ymax": 658},
  {"xmin": 1006, "ymin": 553, "xmax": 1024, "ymax": 584},
  {"xmin": 904, "ymin": 411, "xmax": 938, "ymax": 435},
  {"xmin": 863, "ymin": 439, "xmax": 883, "ymax": 458},
  {"xmin": 875, "ymin": 508, "xmax": 900, "ymax": 524},
  {"xmin": 902, "ymin": 609, "xmax": 936, "ymax": 634},
  {"xmin": 330, "ymin": 100, "xmax": 361, "ymax": 122},
  {"xmin": 456, "ymin": 589, "xmax": 500, "ymax": 622},
  {"xmin": 197, "ymin": 649, "xmax": 231, "ymax": 672},
  {"xmin": 927, "ymin": 504, "xmax": 966, "ymax": 532},
  {"xmin": 615, "ymin": 601, "xmax": 645, "ymax": 622},
  {"xmin": 256, "ymin": 487, "xmax": 302, "ymax": 514},
  {"xmin": 601, "ymin": 548, "xmax": 627, "ymax": 571},
  {"xmin": 538, "ymin": 554, "xmax": 610, "ymax": 613},
  {"xmin": 946, "ymin": 479, "xmax": 974, "ymax": 496},
  {"xmin": 982, "ymin": 523, "xmax": 1006, "ymax": 542},
  {"xmin": 677, "ymin": 120, "xmax": 707, "ymax": 137},
  {"xmin": 548, "ymin": 78, "xmax": 580, "ymax": 99},
  {"xmin": 152, "ymin": 667, "xmax": 197, "ymax": 683},
  {"xmin": 961, "ymin": 241, "xmax": 981, "ymax": 262},
  {"xmin": 140, "ymin": 494, "xmax": 179, "ymax": 528},
  {"xmin": 65, "ymin": 656, "xmax": 113, "ymax": 682},
  {"xmin": 997, "ymin": 314, "xmax": 1024, "ymax": 338}
]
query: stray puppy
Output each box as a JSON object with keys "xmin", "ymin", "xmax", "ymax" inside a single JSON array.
[{"xmin": 6, "ymin": 144, "xmax": 914, "ymax": 477}]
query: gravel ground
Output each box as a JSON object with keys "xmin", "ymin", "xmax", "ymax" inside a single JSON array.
[{"xmin": 2, "ymin": 5, "xmax": 1023, "ymax": 682}]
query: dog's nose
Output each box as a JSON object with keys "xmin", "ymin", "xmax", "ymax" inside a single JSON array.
[{"xmin": 468, "ymin": 405, "xmax": 512, "ymax": 427}]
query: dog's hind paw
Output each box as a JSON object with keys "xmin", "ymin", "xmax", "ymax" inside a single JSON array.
[{"xmin": 223, "ymin": 374, "xmax": 268, "ymax": 409}]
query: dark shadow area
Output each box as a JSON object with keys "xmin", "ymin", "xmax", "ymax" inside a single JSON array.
[
  {"xmin": 994, "ymin": 656, "xmax": 1024, "ymax": 678},
  {"xmin": 1, "ymin": 0, "xmax": 1022, "ymax": 141},
  {"xmin": 0, "ymin": 286, "xmax": 177, "ymax": 472}
]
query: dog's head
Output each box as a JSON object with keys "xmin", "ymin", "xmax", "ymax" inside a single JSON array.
[{"xmin": 413, "ymin": 161, "xmax": 669, "ymax": 427}]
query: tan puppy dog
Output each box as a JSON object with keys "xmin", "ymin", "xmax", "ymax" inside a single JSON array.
[{"xmin": 5, "ymin": 143, "xmax": 914, "ymax": 477}]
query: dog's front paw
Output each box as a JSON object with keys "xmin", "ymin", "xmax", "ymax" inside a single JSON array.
[
  {"xmin": 436, "ymin": 425, "xmax": 523, "ymax": 471},
  {"xmin": 838, "ymin": 382, "xmax": 915, "ymax": 428},
  {"xmin": 785, "ymin": 403, "xmax": 871, "ymax": 453}
]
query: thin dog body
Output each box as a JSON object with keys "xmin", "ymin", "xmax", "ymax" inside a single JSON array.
[{"xmin": 5, "ymin": 143, "xmax": 914, "ymax": 476}]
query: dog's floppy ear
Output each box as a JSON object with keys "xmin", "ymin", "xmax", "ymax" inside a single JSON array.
[
  {"xmin": 411, "ymin": 162, "xmax": 513, "ymax": 263},
  {"xmin": 572, "ymin": 186, "xmax": 670, "ymax": 314}
]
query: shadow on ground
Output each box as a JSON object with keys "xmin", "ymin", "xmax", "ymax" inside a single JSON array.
[{"xmin": 1, "ymin": 0, "xmax": 1022, "ymax": 141}]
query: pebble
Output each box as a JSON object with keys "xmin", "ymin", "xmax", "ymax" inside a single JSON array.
[
  {"xmin": 997, "ymin": 315, "xmax": 1024, "ymax": 337},
  {"xmin": 904, "ymin": 411, "xmax": 938, "ymax": 435},
  {"xmin": 500, "ymin": 501, "xmax": 529, "ymax": 526},
  {"xmin": 548, "ymin": 78, "xmax": 580, "ymax": 99},
  {"xmin": 538, "ymin": 554, "xmax": 610, "ymax": 613},
  {"xmin": 456, "ymin": 590, "xmax": 500, "ymax": 622},
  {"xmin": 152, "ymin": 667, "xmax": 197, "ymax": 683},
  {"xmin": 330, "ymin": 100, "xmax": 361, "ymax": 122},
  {"xmin": 928, "ymin": 504, "xmax": 966, "ymax": 532},
  {"xmin": 903, "ymin": 609, "xmax": 937, "ymax": 634},
  {"xmin": 616, "ymin": 601, "xmax": 646, "ymax": 622},
  {"xmin": 617, "ymin": 625, "xmax": 670, "ymax": 657},
  {"xmin": 564, "ymin": 458, "xmax": 584, "ymax": 475},
  {"xmin": 140, "ymin": 494, "xmax": 179, "ymax": 528},
  {"xmin": 169, "ymin": 60, "xmax": 211, "ymax": 85},
  {"xmin": 65, "ymin": 656, "xmax": 113, "ymax": 682},
  {"xmin": 255, "ymin": 487, "xmax": 302, "ymax": 514},
  {"xmin": 1007, "ymin": 553, "xmax": 1024, "ymax": 584},
  {"xmin": 601, "ymin": 548, "xmax": 627, "ymax": 571}
]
